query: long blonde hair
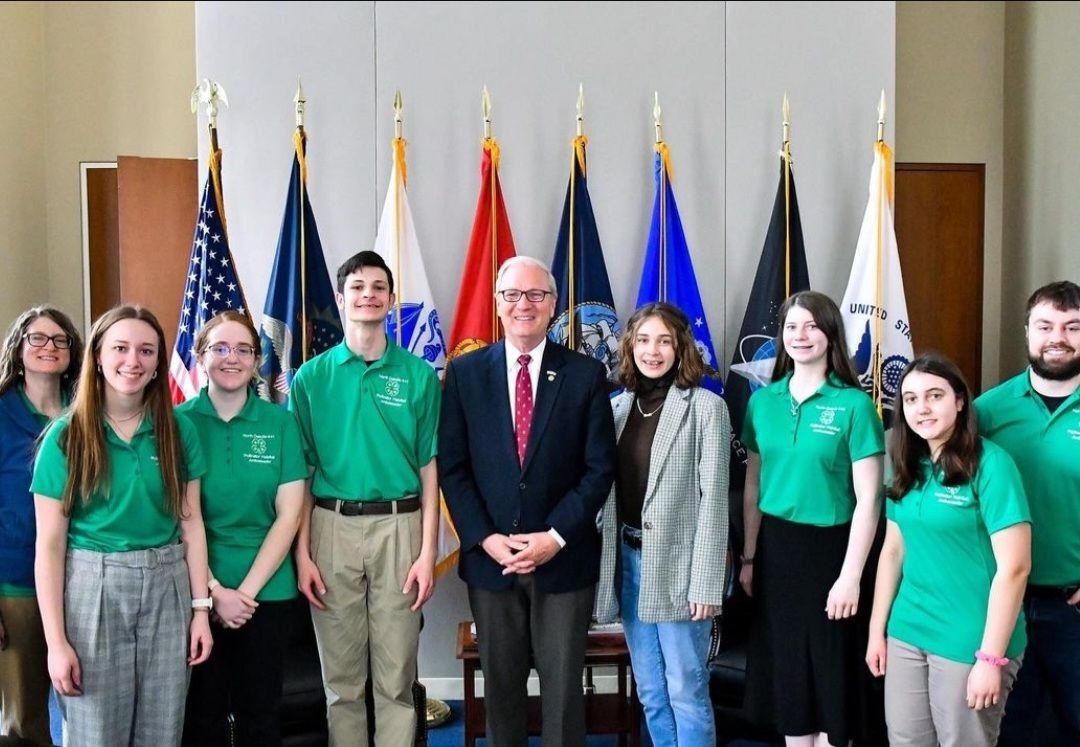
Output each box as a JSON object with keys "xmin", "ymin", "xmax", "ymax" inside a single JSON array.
[{"xmin": 60, "ymin": 305, "xmax": 185, "ymax": 519}]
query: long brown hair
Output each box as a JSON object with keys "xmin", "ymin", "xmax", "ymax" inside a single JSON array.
[
  {"xmin": 617, "ymin": 302, "xmax": 718, "ymax": 391},
  {"xmin": 888, "ymin": 353, "xmax": 982, "ymax": 500},
  {"xmin": 771, "ymin": 291, "xmax": 860, "ymax": 388},
  {"xmin": 0, "ymin": 305, "xmax": 83, "ymax": 397},
  {"xmin": 60, "ymin": 305, "xmax": 185, "ymax": 519}
]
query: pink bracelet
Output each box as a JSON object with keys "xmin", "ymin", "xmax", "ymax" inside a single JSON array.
[{"xmin": 975, "ymin": 650, "xmax": 1010, "ymax": 667}]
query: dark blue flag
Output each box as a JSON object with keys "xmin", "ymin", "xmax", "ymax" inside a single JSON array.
[
  {"xmin": 548, "ymin": 138, "xmax": 621, "ymax": 379},
  {"xmin": 258, "ymin": 130, "xmax": 343, "ymax": 405},
  {"xmin": 169, "ymin": 151, "xmax": 249, "ymax": 403},
  {"xmin": 727, "ymin": 156, "xmax": 811, "ymax": 486},
  {"xmin": 635, "ymin": 147, "xmax": 723, "ymax": 395}
]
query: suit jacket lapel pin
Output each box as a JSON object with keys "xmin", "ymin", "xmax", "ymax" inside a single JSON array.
[{"xmin": 546, "ymin": 370, "xmax": 557, "ymax": 382}]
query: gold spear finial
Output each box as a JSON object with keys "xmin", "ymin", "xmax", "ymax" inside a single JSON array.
[
  {"xmin": 653, "ymin": 91, "xmax": 663, "ymax": 144},
  {"xmin": 576, "ymin": 83, "xmax": 585, "ymax": 137},
  {"xmin": 783, "ymin": 91, "xmax": 791, "ymax": 145},
  {"xmin": 294, "ymin": 78, "xmax": 306, "ymax": 128},
  {"xmin": 482, "ymin": 86, "xmax": 492, "ymax": 139},
  {"xmin": 877, "ymin": 89, "xmax": 886, "ymax": 142},
  {"xmin": 394, "ymin": 90, "xmax": 404, "ymax": 139}
]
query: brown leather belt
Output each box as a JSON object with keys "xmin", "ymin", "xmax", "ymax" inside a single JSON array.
[{"xmin": 314, "ymin": 496, "xmax": 420, "ymax": 516}]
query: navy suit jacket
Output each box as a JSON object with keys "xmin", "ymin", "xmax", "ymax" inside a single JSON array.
[{"xmin": 438, "ymin": 340, "xmax": 616, "ymax": 593}]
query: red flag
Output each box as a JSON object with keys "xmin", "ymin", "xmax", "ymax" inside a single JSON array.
[{"xmin": 448, "ymin": 138, "xmax": 517, "ymax": 358}]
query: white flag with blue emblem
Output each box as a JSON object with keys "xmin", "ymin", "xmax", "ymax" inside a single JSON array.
[
  {"xmin": 373, "ymin": 136, "xmax": 458, "ymax": 575},
  {"xmin": 374, "ymin": 140, "xmax": 448, "ymax": 377},
  {"xmin": 840, "ymin": 139, "xmax": 914, "ymax": 426}
]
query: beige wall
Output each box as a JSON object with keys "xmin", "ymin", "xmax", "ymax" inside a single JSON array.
[
  {"xmin": 1003, "ymin": 1, "xmax": 1080, "ymax": 370},
  {"xmin": 0, "ymin": 3, "xmax": 48, "ymax": 326},
  {"xmin": 896, "ymin": 0, "xmax": 1005, "ymax": 389},
  {"xmin": 42, "ymin": 0, "xmax": 196, "ymax": 330}
]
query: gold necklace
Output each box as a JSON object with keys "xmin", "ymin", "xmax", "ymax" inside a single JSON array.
[
  {"xmin": 106, "ymin": 408, "xmax": 143, "ymax": 423},
  {"xmin": 636, "ymin": 398, "xmax": 664, "ymax": 418}
]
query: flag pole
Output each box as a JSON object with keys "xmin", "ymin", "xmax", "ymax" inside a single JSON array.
[
  {"xmin": 567, "ymin": 85, "xmax": 584, "ymax": 352},
  {"xmin": 782, "ymin": 92, "xmax": 792, "ymax": 299},
  {"xmin": 294, "ymin": 81, "xmax": 310, "ymax": 362},
  {"xmin": 189, "ymin": 79, "xmax": 250, "ymax": 313},
  {"xmin": 873, "ymin": 90, "xmax": 887, "ymax": 417},
  {"xmin": 482, "ymin": 87, "xmax": 498, "ymax": 343},
  {"xmin": 654, "ymin": 93, "xmax": 666, "ymax": 303},
  {"xmin": 393, "ymin": 91, "xmax": 405, "ymax": 348}
]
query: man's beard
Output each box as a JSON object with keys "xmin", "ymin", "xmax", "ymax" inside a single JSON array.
[{"xmin": 1029, "ymin": 347, "xmax": 1080, "ymax": 381}]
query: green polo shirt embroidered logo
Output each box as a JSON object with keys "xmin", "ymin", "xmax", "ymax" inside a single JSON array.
[
  {"xmin": 885, "ymin": 439, "xmax": 1031, "ymax": 663},
  {"xmin": 976, "ymin": 371, "xmax": 1080, "ymax": 586},
  {"xmin": 30, "ymin": 413, "xmax": 207, "ymax": 553},
  {"xmin": 742, "ymin": 373, "xmax": 885, "ymax": 526},
  {"xmin": 289, "ymin": 337, "xmax": 440, "ymax": 502},
  {"xmin": 178, "ymin": 390, "xmax": 308, "ymax": 600}
]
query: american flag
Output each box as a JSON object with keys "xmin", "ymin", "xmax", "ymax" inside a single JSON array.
[{"xmin": 169, "ymin": 157, "xmax": 248, "ymax": 403}]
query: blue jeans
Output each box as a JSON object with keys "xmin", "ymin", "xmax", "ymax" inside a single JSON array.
[
  {"xmin": 998, "ymin": 591, "xmax": 1080, "ymax": 746},
  {"xmin": 620, "ymin": 540, "xmax": 715, "ymax": 747}
]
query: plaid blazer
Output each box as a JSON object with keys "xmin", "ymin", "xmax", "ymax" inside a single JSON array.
[{"xmin": 594, "ymin": 385, "xmax": 731, "ymax": 624}]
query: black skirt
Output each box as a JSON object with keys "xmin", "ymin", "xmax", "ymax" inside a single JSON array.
[{"xmin": 746, "ymin": 514, "xmax": 859, "ymax": 747}]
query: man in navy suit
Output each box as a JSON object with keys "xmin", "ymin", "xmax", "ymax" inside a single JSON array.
[{"xmin": 439, "ymin": 255, "xmax": 617, "ymax": 746}]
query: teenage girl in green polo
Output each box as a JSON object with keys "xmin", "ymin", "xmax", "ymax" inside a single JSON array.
[
  {"xmin": 180, "ymin": 310, "xmax": 306, "ymax": 746},
  {"xmin": 867, "ymin": 353, "xmax": 1031, "ymax": 747},
  {"xmin": 32, "ymin": 305, "xmax": 211, "ymax": 746},
  {"xmin": 740, "ymin": 290, "xmax": 884, "ymax": 747}
]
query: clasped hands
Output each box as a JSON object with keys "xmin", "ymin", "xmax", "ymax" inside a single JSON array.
[{"xmin": 482, "ymin": 532, "xmax": 560, "ymax": 575}]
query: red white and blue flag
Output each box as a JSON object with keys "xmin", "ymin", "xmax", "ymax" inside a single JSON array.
[{"xmin": 169, "ymin": 153, "xmax": 248, "ymax": 403}]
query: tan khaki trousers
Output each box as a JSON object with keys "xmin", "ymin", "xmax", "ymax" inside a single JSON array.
[
  {"xmin": 0, "ymin": 595, "xmax": 52, "ymax": 746},
  {"xmin": 309, "ymin": 505, "xmax": 421, "ymax": 747}
]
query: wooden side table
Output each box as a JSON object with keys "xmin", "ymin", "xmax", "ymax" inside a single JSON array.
[{"xmin": 455, "ymin": 621, "xmax": 642, "ymax": 746}]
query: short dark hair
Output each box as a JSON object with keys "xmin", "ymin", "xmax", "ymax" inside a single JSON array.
[
  {"xmin": 336, "ymin": 251, "xmax": 394, "ymax": 293},
  {"xmin": 1025, "ymin": 280, "xmax": 1080, "ymax": 323}
]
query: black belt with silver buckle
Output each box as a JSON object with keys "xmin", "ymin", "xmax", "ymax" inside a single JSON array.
[
  {"xmin": 314, "ymin": 496, "xmax": 420, "ymax": 516},
  {"xmin": 621, "ymin": 524, "xmax": 643, "ymax": 550},
  {"xmin": 1026, "ymin": 584, "xmax": 1080, "ymax": 600}
]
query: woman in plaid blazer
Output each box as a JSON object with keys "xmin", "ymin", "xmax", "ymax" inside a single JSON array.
[{"xmin": 594, "ymin": 301, "xmax": 730, "ymax": 746}]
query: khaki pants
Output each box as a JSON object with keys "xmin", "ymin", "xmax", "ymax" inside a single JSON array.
[
  {"xmin": 885, "ymin": 637, "xmax": 1022, "ymax": 747},
  {"xmin": 0, "ymin": 595, "xmax": 52, "ymax": 746},
  {"xmin": 309, "ymin": 505, "xmax": 421, "ymax": 747}
]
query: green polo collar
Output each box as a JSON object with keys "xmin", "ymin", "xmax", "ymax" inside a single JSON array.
[
  {"xmin": 328, "ymin": 336, "xmax": 406, "ymax": 369},
  {"xmin": 189, "ymin": 387, "xmax": 260, "ymax": 423},
  {"xmin": 772, "ymin": 371, "xmax": 848, "ymax": 400}
]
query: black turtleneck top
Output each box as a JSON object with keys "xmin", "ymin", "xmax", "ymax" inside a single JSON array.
[{"xmin": 615, "ymin": 370, "xmax": 675, "ymax": 529}]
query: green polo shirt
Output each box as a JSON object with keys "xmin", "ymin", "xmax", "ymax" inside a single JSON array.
[
  {"xmin": 742, "ymin": 373, "xmax": 885, "ymax": 526},
  {"xmin": 976, "ymin": 370, "xmax": 1080, "ymax": 586},
  {"xmin": 31, "ymin": 413, "xmax": 206, "ymax": 553},
  {"xmin": 178, "ymin": 389, "xmax": 308, "ymax": 600},
  {"xmin": 886, "ymin": 439, "xmax": 1030, "ymax": 663},
  {"xmin": 290, "ymin": 337, "xmax": 440, "ymax": 501}
]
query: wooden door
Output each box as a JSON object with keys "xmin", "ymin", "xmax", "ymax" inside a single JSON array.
[
  {"xmin": 894, "ymin": 163, "xmax": 985, "ymax": 392},
  {"xmin": 116, "ymin": 156, "xmax": 198, "ymax": 353},
  {"xmin": 81, "ymin": 163, "xmax": 121, "ymax": 324}
]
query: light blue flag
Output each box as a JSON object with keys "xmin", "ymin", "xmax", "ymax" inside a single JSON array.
[{"xmin": 635, "ymin": 148, "xmax": 723, "ymax": 395}]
